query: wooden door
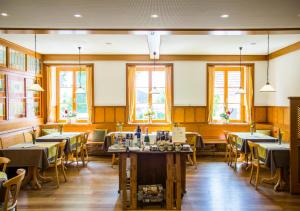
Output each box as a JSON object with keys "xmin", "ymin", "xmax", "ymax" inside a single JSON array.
[{"xmin": 289, "ymin": 97, "xmax": 300, "ymax": 193}]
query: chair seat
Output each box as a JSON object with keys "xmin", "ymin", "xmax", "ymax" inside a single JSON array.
[
  {"xmin": 49, "ymin": 158, "xmax": 63, "ymax": 167},
  {"xmin": 87, "ymin": 141, "xmax": 104, "ymax": 145}
]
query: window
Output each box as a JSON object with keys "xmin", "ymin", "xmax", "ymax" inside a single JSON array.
[
  {"xmin": 56, "ymin": 67, "xmax": 88, "ymax": 122},
  {"xmin": 208, "ymin": 65, "xmax": 254, "ymax": 123},
  {"xmin": 127, "ymin": 64, "xmax": 173, "ymax": 123}
]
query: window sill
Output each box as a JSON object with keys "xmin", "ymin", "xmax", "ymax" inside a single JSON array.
[
  {"xmin": 127, "ymin": 122, "xmax": 171, "ymax": 126},
  {"xmin": 208, "ymin": 122, "xmax": 250, "ymax": 126}
]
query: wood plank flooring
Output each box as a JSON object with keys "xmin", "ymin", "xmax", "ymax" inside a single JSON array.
[{"xmin": 18, "ymin": 156, "xmax": 300, "ymax": 211}]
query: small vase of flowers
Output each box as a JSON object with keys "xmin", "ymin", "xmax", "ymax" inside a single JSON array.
[
  {"xmin": 220, "ymin": 107, "xmax": 233, "ymax": 124},
  {"xmin": 144, "ymin": 108, "xmax": 155, "ymax": 124},
  {"xmin": 64, "ymin": 109, "xmax": 77, "ymax": 124}
]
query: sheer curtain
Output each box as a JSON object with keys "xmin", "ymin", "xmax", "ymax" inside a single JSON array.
[
  {"xmin": 165, "ymin": 65, "xmax": 173, "ymax": 123},
  {"xmin": 127, "ymin": 65, "xmax": 136, "ymax": 123},
  {"xmin": 86, "ymin": 66, "xmax": 94, "ymax": 123},
  {"xmin": 47, "ymin": 66, "xmax": 56, "ymax": 122},
  {"xmin": 244, "ymin": 65, "xmax": 254, "ymax": 123},
  {"xmin": 207, "ymin": 66, "xmax": 215, "ymax": 122}
]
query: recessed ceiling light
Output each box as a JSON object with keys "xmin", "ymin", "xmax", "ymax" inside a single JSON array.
[
  {"xmin": 298, "ymin": 14, "xmax": 300, "ymax": 17},
  {"xmin": 105, "ymin": 42, "xmax": 112, "ymax": 45},
  {"xmin": 250, "ymin": 42, "xmax": 256, "ymax": 45},
  {"xmin": 74, "ymin": 14, "xmax": 82, "ymax": 18},
  {"xmin": 151, "ymin": 14, "xmax": 159, "ymax": 18},
  {"xmin": 1, "ymin": 13, "xmax": 8, "ymax": 17},
  {"xmin": 220, "ymin": 14, "xmax": 229, "ymax": 18}
]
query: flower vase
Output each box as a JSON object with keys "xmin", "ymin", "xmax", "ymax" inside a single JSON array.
[
  {"xmin": 67, "ymin": 118, "xmax": 72, "ymax": 124},
  {"xmin": 226, "ymin": 119, "xmax": 230, "ymax": 124},
  {"xmin": 148, "ymin": 116, "xmax": 152, "ymax": 124}
]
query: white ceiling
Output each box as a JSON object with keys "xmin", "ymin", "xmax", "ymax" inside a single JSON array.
[
  {"xmin": 0, "ymin": 34, "xmax": 300, "ymax": 55},
  {"xmin": 0, "ymin": 0, "xmax": 300, "ymax": 29}
]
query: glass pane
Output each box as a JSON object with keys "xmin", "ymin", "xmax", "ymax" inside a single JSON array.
[
  {"xmin": 76, "ymin": 104, "xmax": 88, "ymax": 119},
  {"xmin": 76, "ymin": 71, "xmax": 87, "ymax": 88},
  {"xmin": 152, "ymin": 88, "xmax": 165, "ymax": 104},
  {"xmin": 212, "ymin": 103, "xmax": 225, "ymax": 120},
  {"xmin": 152, "ymin": 71, "xmax": 166, "ymax": 87},
  {"xmin": 228, "ymin": 104, "xmax": 241, "ymax": 120},
  {"xmin": 0, "ymin": 98, "xmax": 6, "ymax": 120},
  {"xmin": 59, "ymin": 71, "xmax": 73, "ymax": 88},
  {"xmin": 0, "ymin": 74, "xmax": 5, "ymax": 97},
  {"xmin": 136, "ymin": 104, "xmax": 148, "ymax": 120},
  {"xmin": 214, "ymin": 71, "xmax": 224, "ymax": 87},
  {"xmin": 135, "ymin": 71, "xmax": 149, "ymax": 88},
  {"xmin": 0, "ymin": 45, "xmax": 6, "ymax": 65},
  {"xmin": 136, "ymin": 88, "xmax": 148, "ymax": 104},
  {"xmin": 152, "ymin": 104, "xmax": 165, "ymax": 120},
  {"xmin": 60, "ymin": 88, "xmax": 73, "ymax": 104},
  {"xmin": 228, "ymin": 71, "xmax": 241, "ymax": 87},
  {"xmin": 214, "ymin": 88, "xmax": 224, "ymax": 104},
  {"xmin": 228, "ymin": 88, "xmax": 241, "ymax": 104}
]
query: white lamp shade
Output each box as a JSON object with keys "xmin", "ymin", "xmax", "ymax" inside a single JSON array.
[
  {"xmin": 259, "ymin": 83, "xmax": 275, "ymax": 92},
  {"xmin": 236, "ymin": 88, "xmax": 246, "ymax": 94},
  {"xmin": 28, "ymin": 83, "xmax": 44, "ymax": 92},
  {"xmin": 76, "ymin": 87, "xmax": 85, "ymax": 94},
  {"xmin": 149, "ymin": 88, "xmax": 160, "ymax": 95}
]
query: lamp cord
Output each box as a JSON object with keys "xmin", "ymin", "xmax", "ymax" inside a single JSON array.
[
  {"xmin": 267, "ymin": 34, "xmax": 270, "ymax": 84},
  {"xmin": 78, "ymin": 46, "xmax": 82, "ymax": 88},
  {"xmin": 34, "ymin": 33, "xmax": 37, "ymax": 76}
]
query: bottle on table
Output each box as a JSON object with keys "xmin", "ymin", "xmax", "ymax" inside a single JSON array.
[{"xmin": 144, "ymin": 127, "xmax": 150, "ymax": 146}]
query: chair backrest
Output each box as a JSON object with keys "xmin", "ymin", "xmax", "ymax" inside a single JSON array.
[
  {"xmin": 54, "ymin": 141, "xmax": 66, "ymax": 163},
  {"xmin": 248, "ymin": 141, "xmax": 259, "ymax": 161},
  {"xmin": 23, "ymin": 132, "xmax": 33, "ymax": 143},
  {"xmin": 186, "ymin": 134, "xmax": 197, "ymax": 148},
  {"xmin": 228, "ymin": 134, "xmax": 238, "ymax": 149},
  {"xmin": 0, "ymin": 157, "xmax": 10, "ymax": 172},
  {"xmin": 224, "ymin": 131, "xmax": 230, "ymax": 144},
  {"xmin": 3, "ymin": 168, "xmax": 26, "ymax": 211},
  {"xmin": 92, "ymin": 129, "xmax": 107, "ymax": 142}
]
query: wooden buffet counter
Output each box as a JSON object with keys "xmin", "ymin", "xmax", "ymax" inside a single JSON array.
[{"xmin": 118, "ymin": 150, "xmax": 191, "ymax": 210}]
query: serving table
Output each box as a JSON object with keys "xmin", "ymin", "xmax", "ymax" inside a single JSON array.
[
  {"xmin": 111, "ymin": 148, "xmax": 191, "ymax": 210},
  {"xmin": 258, "ymin": 142, "xmax": 290, "ymax": 191},
  {"xmin": 0, "ymin": 142, "xmax": 58, "ymax": 189}
]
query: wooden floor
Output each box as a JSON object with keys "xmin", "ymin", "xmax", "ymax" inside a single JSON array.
[{"xmin": 18, "ymin": 156, "xmax": 300, "ymax": 211}]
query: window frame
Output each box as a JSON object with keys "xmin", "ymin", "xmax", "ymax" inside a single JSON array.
[
  {"xmin": 56, "ymin": 66, "xmax": 88, "ymax": 123},
  {"xmin": 126, "ymin": 63, "xmax": 173, "ymax": 124},
  {"xmin": 208, "ymin": 65, "xmax": 248, "ymax": 123}
]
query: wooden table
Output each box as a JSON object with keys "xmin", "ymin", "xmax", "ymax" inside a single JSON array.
[
  {"xmin": 118, "ymin": 150, "xmax": 191, "ymax": 210},
  {"xmin": 258, "ymin": 142, "xmax": 290, "ymax": 191},
  {"xmin": 0, "ymin": 142, "xmax": 59, "ymax": 190}
]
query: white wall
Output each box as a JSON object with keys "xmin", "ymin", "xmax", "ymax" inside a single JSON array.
[
  {"xmin": 267, "ymin": 49, "xmax": 300, "ymax": 106},
  {"xmin": 45, "ymin": 60, "xmax": 269, "ymax": 106}
]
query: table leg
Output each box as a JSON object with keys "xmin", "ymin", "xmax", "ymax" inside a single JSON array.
[
  {"xmin": 30, "ymin": 167, "xmax": 42, "ymax": 190},
  {"xmin": 37, "ymin": 170, "xmax": 53, "ymax": 183},
  {"xmin": 274, "ymin": 168, "xmax": 287, "ymax": 192},
  {"xmin": 237, "ymin": 153, "xmax": 246, "ymax": 162}
]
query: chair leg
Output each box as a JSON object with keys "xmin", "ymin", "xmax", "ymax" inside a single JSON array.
[
  {"xmin": 61, "ymin": 163, "xmax": 67, "ymax": 182},
  {"xmin": 112, "ymin": 153, "xmax": 116, "ymax": 167},
  {"xmin": 187, "ymin": 154, "xmax": 193, "ymax": 165},
  {"xmin": 81, "ymin": 149, "xmax": 85, "ymax": 167},
  {"xmin": 55, "ymin": 164, "xmax": 59, "ymax": 188},
  {"xmin": 249, "ymin": 164, "xmax": 254, "ymax": 184},
  {"xmin": 193, "ymin": 150, "xmax": 197, "ymax": 167},
  {"xmin": 255, "ymin": 165, "xmax": 260, "ymax": 190},
  {"xmin": 84, "ymin": 148, "xmax": 89, "ymax": 164}
]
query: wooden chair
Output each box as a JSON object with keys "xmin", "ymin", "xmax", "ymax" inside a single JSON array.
[
  {"xmin": 1, "ymin": 168, "xmax": 26, "ymax": 211},
  {"xmin": 248, "ymin": 141, "xmax": 265, "ymax": 189},
  {"xmin": 0, "ymin": 157, "xmax": 10, "ymax": 172},
  {"xmin": 23, "ymin": 131, "xmax": 34, "ymax": 143},
  {"xmin": 80, "ymin": 132, "xmax": 89, "ymax": 166},
  {"xmin": 224, "ymin": 131, "xmax": 231, "ymax": 165},
  {"xmin": 186, "ymin": 134, "xmax": 197, "ymax": 168},
  {"xmin": 111, "ymin": 134, "xmax": 118, "ymax": 167},
  {"xmin": 229, "ymin": 135, "xmax": 239, "ymax": 170},
  {"xmin": 48, "ymin": 141, "xmax": 67, "ymax": 188}
]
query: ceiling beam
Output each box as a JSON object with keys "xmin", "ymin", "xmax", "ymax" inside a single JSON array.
[
  {"xmin": 269, "ymin": 41, "xmax": 300, "ymax": 60},
  {"xmin": 1, "ymin": 28, "xmax": 300, "ymax": 35}
]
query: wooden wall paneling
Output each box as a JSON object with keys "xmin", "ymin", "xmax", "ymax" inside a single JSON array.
[
  {"xmin": 115, "ymin": 107, "xmax": 126, "ymax": 123},
  {"xmin": 254, "ymin": 106, "xmax": 267, "ymax": 123},
  {"xmin": 173, "ymin": 107, "xmax": 185, "ymax": 123},
  {"xmin": 277, "ymin": 107, "xmax": 284, "ymax": 125},
  {"xmin": 104, "ymin": 107, "xmax": 115, "ymax": 123},
  {"xmin": 94, "ymin": 107, "xmax": 105, "ymax": 123},
  {"xmin": 195, "ymin": 107, "xmax": 206, "ymax": 122},
  {"xmin": 184, "ymin": 107, "xmax": 195, "ymax": 123}
]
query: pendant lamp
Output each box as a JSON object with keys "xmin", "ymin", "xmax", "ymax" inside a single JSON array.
[
  {"xmin": 28, "ymin": 34, "xmax": 44, "ymax": 92},
  {"xmin": 236, "ymin": 46, "xmax": 246, "ymax": 94},
  {"xmin": 149, "ymin": 51, "xmax": 160, "ymax": 95},
  {"xmin": 260, "ymin": 34, "xmax": 275, "ymax": 92},
  {"xmin": 76, "ymin": 46, "xmax": 85, "ymax": 94}
]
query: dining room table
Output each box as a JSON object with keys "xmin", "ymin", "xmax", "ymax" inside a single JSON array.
[
  {"xmin": 103, "ymin": 131, "xmax": 205, "ymax": 151},
  {"xmin": 0, "ymin": 142, "xmax": 59, "ymax": 190},
  {"xmin": 36, "ymin": 132, "xmax": 84, "ymax": 155},
  {"xmin": 258, "ymin": 142, "xmax": 290, "ymax": 192}
]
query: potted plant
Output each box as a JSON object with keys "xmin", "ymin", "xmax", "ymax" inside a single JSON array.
[
  {"xmin": 144, "ymin": 108, "xmax": 155, "ymax": 124},
  {"xmin": 220, "ymin": 107, "xmax": 233, "ymax": 124}
]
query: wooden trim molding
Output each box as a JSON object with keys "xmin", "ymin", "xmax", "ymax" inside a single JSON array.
[
  {"xmin": 43, "ymin": 54, "xmax": 267, "ymax": 62},
  {"xmin": 269, "ymin": 41, "xmax": 300, "ymax": 60}
]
